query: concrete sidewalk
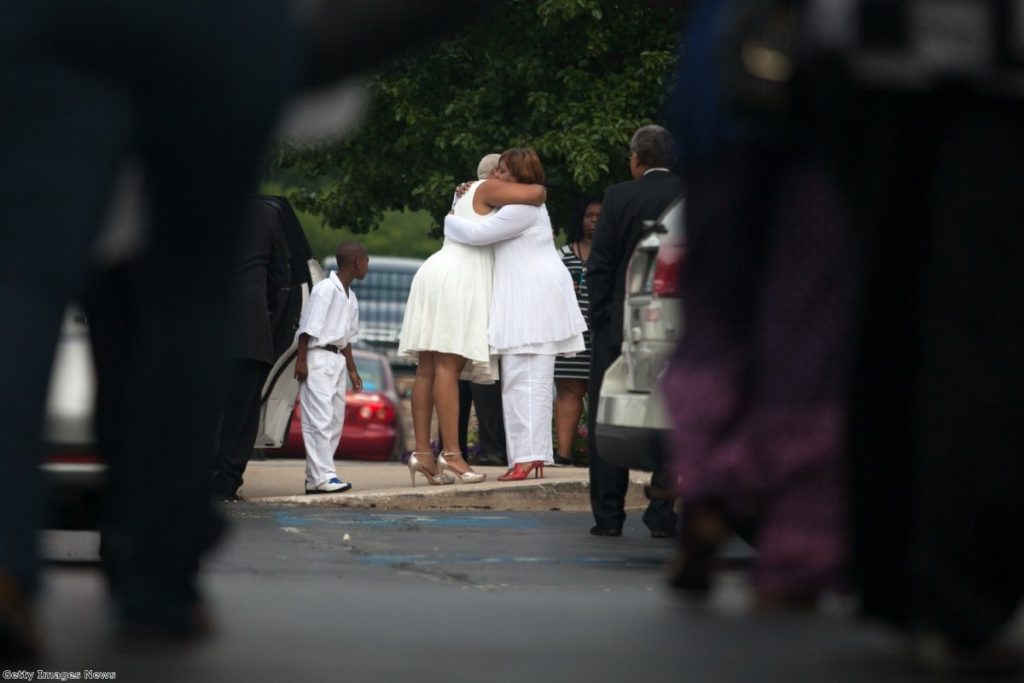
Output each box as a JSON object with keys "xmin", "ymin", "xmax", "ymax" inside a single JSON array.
[{"xmin": 236, "ymin": 458, "xmax": 653, "ymax": 512}]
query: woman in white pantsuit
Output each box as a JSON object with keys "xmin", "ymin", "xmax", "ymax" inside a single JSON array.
[{"xmin": 444, "ymin": 148, "xmax": 587, "ymax": 481}]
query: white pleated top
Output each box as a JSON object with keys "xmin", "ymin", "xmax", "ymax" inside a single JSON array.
[{"xmin": 444, "ymin": 204, "xmax": 586, "ymax": 355}]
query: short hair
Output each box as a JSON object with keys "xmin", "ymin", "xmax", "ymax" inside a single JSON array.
[
  {"xmin": 335, "ymin": 240, "xmax": 367, "ymax": 268},
  {"xmin": 566, "ymin": 196, "xmax": 602, "ymax": 244},
  {"xmin": 476, "ymin": 153, "xmax": 501, "ymax": 180},
  {"xmin": 630, "ymin": 125, "xmax": 675, "ymax": 168},
  {"xmin": 499, "ymin": 148, "xmax": 545, "ymax": 185}
]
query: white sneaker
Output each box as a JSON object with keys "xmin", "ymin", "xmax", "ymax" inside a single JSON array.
[{"xmin": 305, "ymin": 477, "xmax": 352, "ymax": 495}]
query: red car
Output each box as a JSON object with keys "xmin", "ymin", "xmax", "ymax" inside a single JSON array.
[{"xmin": 276, "ymin": 349, "xmax": 406, "ymax": 462}]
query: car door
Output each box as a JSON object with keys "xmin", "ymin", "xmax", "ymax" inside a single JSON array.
[
  {"xmin": 252, "ymin": 195, "xmax": 322, "ymax": 450},
  {"xmin": 622, "ymin": 199, "xmax": 684, "ymax": 394}
]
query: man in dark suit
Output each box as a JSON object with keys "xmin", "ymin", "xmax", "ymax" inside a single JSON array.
[
  {"xmin": 586, "ymin": 125, "xmax": 682, "ymax": 537},
  {"xmin": 212, "ymin": 201, "xmax": 291, "ymax": 501}
]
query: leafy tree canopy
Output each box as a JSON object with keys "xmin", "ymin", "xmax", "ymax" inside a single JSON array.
[{"xmin": 273, "ymin": 0, "xmax": 683, "ymax": 237}]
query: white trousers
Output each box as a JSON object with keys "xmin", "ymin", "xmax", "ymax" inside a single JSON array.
[
  {"xmin": 500, "ymin": 353, "xmax": 555, "ymax": 466},
  {"xmin": 300, "ymin": 349, "xmax": 348, "ymax": 487}
]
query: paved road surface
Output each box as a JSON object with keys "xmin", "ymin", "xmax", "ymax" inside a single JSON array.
[{"xmin": 28, "ymin": 508, "xmax": 993, "ymax": 682}]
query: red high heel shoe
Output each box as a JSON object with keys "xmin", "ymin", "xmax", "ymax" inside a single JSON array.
[{"xmin": 497, "ymin": 461, "xmax": 544, "ymax": 481}]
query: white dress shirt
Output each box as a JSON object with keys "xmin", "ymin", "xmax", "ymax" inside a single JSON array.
[{"xmin": 296, "ymin": 271, "xmax": 360, "ymax": 348}]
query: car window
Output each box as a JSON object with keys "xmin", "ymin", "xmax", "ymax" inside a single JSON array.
[
  {"xmin": 354, "ymin": 355, "xmax": 384, "ymax": 392},
  {"xmin": 360, "ymin": 301, "xmax": 406, "ymax": 325},
  {"xmin": 351, "ymin": 270, "xmax": 418, "ymax": 302}
]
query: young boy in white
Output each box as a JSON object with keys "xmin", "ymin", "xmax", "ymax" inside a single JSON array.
[{"xmin": 294, "ymin": 241, "xmax": 368, "ymax": 493}]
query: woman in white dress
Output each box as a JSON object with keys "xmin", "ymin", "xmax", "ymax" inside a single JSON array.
[
  {"xmin": 398, "ymin": 154, "xmax": 546, "ymax": 485},
  {"xmin": 444, "ymin": 149, "xmax": 587, "ymax": 481}
]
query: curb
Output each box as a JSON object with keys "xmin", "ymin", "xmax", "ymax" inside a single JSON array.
[{"xmin": 243, "ymin": 478, "xmax": 651, "ymax": 512}]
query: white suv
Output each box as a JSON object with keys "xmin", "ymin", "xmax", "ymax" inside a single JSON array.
[{"xmin": 595, "ymin": 198, "xmax": 684, "ymax": 471}]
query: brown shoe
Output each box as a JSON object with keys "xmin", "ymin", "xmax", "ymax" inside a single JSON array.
[
  {"xmin": 0, "ymin": 572, "xmax": 39, "ymax": 661},
  {"xmin": 667, "ymin": 504, "xmax": 728, "ymax": 595}
]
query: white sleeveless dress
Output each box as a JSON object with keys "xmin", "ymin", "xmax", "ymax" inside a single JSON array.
[{"xmin": 397, "ymin": 182, "xmax": 499, "ymax": 383}]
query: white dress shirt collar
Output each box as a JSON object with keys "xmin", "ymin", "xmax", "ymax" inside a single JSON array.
[{"xmin": 329, "ymin": 271, "xmax": 349, "ymax": 296}]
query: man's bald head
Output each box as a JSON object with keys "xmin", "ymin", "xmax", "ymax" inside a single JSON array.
[{"xmin": 335, "ymin": 240, "xmax": 367, "ymax": 269}]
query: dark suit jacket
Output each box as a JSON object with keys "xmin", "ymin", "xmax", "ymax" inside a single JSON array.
[
  {"xmin": 587, "ymin": 170, "xmax": 682, "ymax": 348},
  {"xmin": 229, "ymin": 201, "xmax": 290, "ymax": 363}
]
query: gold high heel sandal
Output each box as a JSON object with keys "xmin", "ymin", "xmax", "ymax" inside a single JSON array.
[
  {"xmin": 407, "ymin": 452, "xmax": 449, "ymax": 486},
  {"xmin": 437, "ymin": 452, "xmax": 486, "ymax": 484}
]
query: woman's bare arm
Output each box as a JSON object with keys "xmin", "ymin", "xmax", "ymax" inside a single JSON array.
[{"xmin": 473, "ymin": 179, "xmax": 545, "ymax": 213}]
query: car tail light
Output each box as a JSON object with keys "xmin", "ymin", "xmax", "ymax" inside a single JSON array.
[
  {"xmin": 347, "ymin": 394, "xmax": 395, "ymax": 422},
  {"xmin": 651, "ymin": 244, "xmax": 684, "ymax": 297},
  {"xmin": 46, "ymin": 452, "xmax": 103, "ymax": 465}
]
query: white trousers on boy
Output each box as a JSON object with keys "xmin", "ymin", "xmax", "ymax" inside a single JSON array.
[
  {"xmin": 500, "ymin": 353, "xmax": 556, "ymax": 466},
  {"xmin": 300, "ymin": 349, "xmax": 348, "ymax": 487}
]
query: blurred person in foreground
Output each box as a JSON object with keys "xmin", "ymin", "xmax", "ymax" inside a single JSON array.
[
  {"xmin": 0, "ymin": 2, "xmax": 297, "ymax": 654},
  {"xmin": 551, "ymin": 197, "xmax": 601, "ymax": 467},
  {"xmin": 668, "ymin": 0, "xmax": 1024, "ymax": 671},
  {"xmin": 662, "ymin": 0, "xmax": 853, "ymax": 604},
  {"xmin": 0, "ymin": 0, "xmax": 491, "ymax": 659},
  {"xmin": 802, "ymin": 0, "xmax": 1024, "ymax": 671},
  {"xmin": 586, "ymin": 126, "xmax": 682, "ymax": 538}
]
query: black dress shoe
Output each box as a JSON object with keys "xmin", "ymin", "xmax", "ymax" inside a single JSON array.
[
  {"xmin": 650, "ymin": 528, "xmax": 678, "ymax": 539},
  {"xmin": 589, "ymin": 524, "xmax": 622, "ymax": 537},
  {"xmin": 118, "ymin": 599, "xmax": 213, "ymax": 641},
  {"xmin": 114, "ymin": 575, "xmax": 213, "ymax": 642}
]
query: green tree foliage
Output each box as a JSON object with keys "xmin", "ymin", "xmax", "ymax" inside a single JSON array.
[{"xmin": 274, "ymin": 0, "xmax": 683, "ymax": 237}]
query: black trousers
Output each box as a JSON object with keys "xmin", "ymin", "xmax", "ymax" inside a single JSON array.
[
  {"xmin": 588, "ymin": 328, "xmax": 677, "ymax": 532},
  {"xmin": 458, "ymin": 378, "xmax": 507, "ymax": 464},
  {"xmin": 213, "ymin": 359, "xmax": 272, "ymax": 496}
]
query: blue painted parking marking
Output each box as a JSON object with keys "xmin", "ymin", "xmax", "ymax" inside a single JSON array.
[
  {"xmin": 361, "ymin": 554, "xmax": 666, "ymax": 568},
  {"xmin": 273, "ymin": 511, "xmax": 541, "ymax": 530}
]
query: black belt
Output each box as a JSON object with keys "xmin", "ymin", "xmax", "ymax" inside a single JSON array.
[{"xmin": 317, "ymin": 344, "xmax": 344, "ymax": 354}]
